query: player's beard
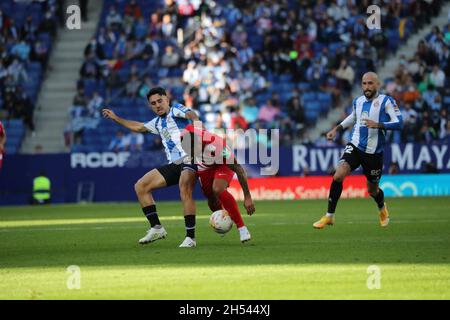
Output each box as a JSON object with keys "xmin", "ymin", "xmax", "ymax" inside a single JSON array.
[{"xmin": 364, "ymin": 89, "xmax": 377, "ymax": 99}]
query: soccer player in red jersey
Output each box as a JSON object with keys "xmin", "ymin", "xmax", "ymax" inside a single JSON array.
[
  {"xmin": 181, "ymin": 123, "xmax": 255, "ymax": 243},
  {"xmin": 0, "ymin": 121, "xmax": 6, "ymax": 170}
]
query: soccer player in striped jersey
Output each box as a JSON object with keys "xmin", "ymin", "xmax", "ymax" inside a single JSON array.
[
  {"xmin": 180, "ymin": 124, "xmax": 255, "ymax": 243},
  {"xmin": 102, "ymin": 87, "xmax": 199, "ymax": 248},
  {"xmin": 313, "ymin": 72, "xmax": 403, "ymax": 229}
]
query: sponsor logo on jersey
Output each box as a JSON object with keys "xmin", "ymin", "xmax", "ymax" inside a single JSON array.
[{"xmin": 361, "ymin": 111, "xmax": 369, "ymax": 126}]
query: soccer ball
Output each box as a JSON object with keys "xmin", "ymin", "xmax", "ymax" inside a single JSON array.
[{"xmin": 209, "ymin": 210, "xmax": 233, "ymax": 234}]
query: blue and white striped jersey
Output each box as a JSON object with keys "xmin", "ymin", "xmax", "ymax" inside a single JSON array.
[
  {"xmin": 144, "ymin": 103, "xmax": 192, "ymax": 163},
  {"xmin": 340, "ymin": 94, "xmax": 403, "ymax": 154}
]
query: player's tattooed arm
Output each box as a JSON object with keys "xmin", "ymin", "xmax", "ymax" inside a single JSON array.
[
  {"xmin": 228, "ymin": 161, "xmax": 255, "ymax": 215},
  {"xmin": 102, "ymin": 109, "xmax": 148, "ymax": 133}
]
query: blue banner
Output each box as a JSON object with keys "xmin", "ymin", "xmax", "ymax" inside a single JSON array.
[
  {"xmin": 0, "ymin": 151, "xmax": 193, "ymax": 205},
  {"xmin": 285, "ymin": 141, "xmax": 450, "ymax": 176},
  {"xmin": 380, "ymin": 174, "xmax": 450, "ymax": 197},
  {"xmin": 0, "ymin": 142, "xmax": 449, "ymax": 205}
]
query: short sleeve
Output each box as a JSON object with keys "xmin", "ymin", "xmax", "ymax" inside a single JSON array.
[{"xmin": 143, "ymin": 118, "xmax": 158, "ymax": 134}]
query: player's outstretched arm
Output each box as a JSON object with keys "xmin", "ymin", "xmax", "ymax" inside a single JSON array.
[
  {"xmin": 327, "ymin": 105, "xmax": 356, "ymax": 140},
  {"xmin": 228, "ymin": 161, "xmax": 255, "ymax": 215},
  {"xmin": 102, "ymin": 109, "xmax": 148, "ymax": 133},
  {"xmin": 326, "ymin": 124, "xmax": 343, "ymax": 141}
]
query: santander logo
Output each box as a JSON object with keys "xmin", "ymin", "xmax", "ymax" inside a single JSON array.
[{"xmin": 379, "ymin": 182, "xmax": 418, "ymax": 196}]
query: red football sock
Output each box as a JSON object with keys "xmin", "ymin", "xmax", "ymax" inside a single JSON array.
[{"xmin": 218, "ymin": 190, "xmax": 245, "ymax": 228}]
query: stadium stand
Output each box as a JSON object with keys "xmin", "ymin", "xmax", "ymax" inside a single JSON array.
[
  {"xmin": 65, "ymin": 0, "xmax": 445, "ymax": 153},
  {"xmin": 0, "ymin": 0, "xmax": 59, "ymax": 154}
]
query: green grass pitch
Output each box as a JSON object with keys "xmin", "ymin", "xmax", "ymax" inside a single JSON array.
[{"xmin": 0, "ymin": 197, "xmax": 449, "ymax": 299}]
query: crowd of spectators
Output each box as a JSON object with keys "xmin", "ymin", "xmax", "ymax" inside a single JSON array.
[
  {"xmin": 67, "ymin": 0, "xmax": 443, "ymax": 151},
  {"xmin": 0, "ymin": 1, "xmax": 59, "ymax": 136}
]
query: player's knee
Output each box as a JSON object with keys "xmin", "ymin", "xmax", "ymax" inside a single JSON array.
[
  {"xmin": 212, "ymin": 185, "xmax": 226, "ymax": 196},
  {"xmin": 333, "ymin": 174, "xmax": 345, "ymax": 183},
  {"xmin": 134, "ymin": 181, "xmax": 143, "ymax": 194},
  {"xmin": 134, "ymin": 180, "xmax": 151, "ymax": 195}
]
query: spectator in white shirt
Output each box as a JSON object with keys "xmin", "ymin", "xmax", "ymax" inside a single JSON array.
[
  {"xmin": 106, "ymin": 6, "xmax": 123, "ymax": 30},
  {"xmin": 123, "ymin": 131, "xmax": 144, "ymax": 152},
  {"xmin": 183, "ymin": 61, "xmax": 200, "ymax": 86},
  {"xmin": 7, "ymin": 59, "xmax": 28, "ymax": 83},
  {"xmin": 429, "ymin": 64, "xmax": 446, "ymax": 89},
  {"xmin": 161, "ymin": 14, "xmax": 175, "ymax": 39},
  {"xmin": 401, "ymin": 102, "xmax": 418, "ymax": 124},
  {"xmin": 87, "ymin": 92, "xmax": 103, "ymax": 118},
  {"xmin": 108, "ymin": 130, "xmax": 127, "ymax": 152}
]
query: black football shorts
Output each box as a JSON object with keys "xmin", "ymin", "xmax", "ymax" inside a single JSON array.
[
  {"xmin": 157, "ymin": 162, "xmax": 197, "ymax": 186},
  {"xmin": 339, "ymin": 143, "xmax": 383, "ymax": 183}
]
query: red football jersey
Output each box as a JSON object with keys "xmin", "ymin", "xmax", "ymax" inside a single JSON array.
[{"xmin": 182, "ymin": 124, "xmax": 234, "ymax": 171}]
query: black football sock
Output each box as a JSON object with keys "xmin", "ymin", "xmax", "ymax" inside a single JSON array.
[
  {"xmin": 372, "ymin": 188, "xmax": 385, "ymax": 209},
  {"xmin": 142, "ymin": 205, "xmax": 161, "ymax": 227},
  {"xmin": 184, "ymin": 215, "xmax": 196, "ymax": 239},
  {"xmin": 327, "ymin": 180, "xmax": 343, "ymax": 214}
]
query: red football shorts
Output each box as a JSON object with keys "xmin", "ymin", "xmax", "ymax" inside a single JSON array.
[{"xmin": 198, "ymin": 165, "xmax": 235, "ymax": 198}]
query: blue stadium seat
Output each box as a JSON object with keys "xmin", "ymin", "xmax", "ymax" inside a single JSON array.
[
  {"xmin": 303, "ymin": 92, "xmax": 316, "ymax": 102},
  {"xmin": 168, "ymin": 68, "xmax": 183, "ymax": 78},
  {"xmin": 387, "ymin": 29, "xmax": 400, "ymax": 52},
  {"xmin": 278, "ymin": 74, "xmax": 292, "ymax": 83},
  {"xmin": 83, "ymin": 79, "xmax": 97, "ymax": 97},
  {"xmin": 102, "ymin": 41, "xmax": 115, "ymax": 59},
  {"xmin": 5, "ymin": 145, "xmax": 18, "ymax": 154},
  {"xmin": 28, "ymin": 62, "xmax": 42, "ymax": 72},
  {"xmin": 298, "ymin": 82, "xmax": 311, "ymax": 91},
  {"xmin": 317, "ymin": 92, "xmax": 332, "ymax": 111},
  {"xmin": 305, "ymin": 101, "xmax": 321, "ymax": 112},
  {"xmin": 5, "ymin": 119, "xmax": 24, "ymax": 129},
  {"xmin": 443, "ymin": 96, "xmax": 450, "ymax": 107},
  {"xmin": 328, "ymin": 42, "xmax": 343, "ymax": 55},
  {"xmin": 305, "ymin": 110, "xmax": 319, "ymax": 123}
]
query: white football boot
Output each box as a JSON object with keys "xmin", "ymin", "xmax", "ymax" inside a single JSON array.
[
  {"xmin": 238, "ymin": 226, "xmax": 251, "ymax": 243},
  {"xmin": 138, "ymin": 226, "xmax": 167, "ymax": 245},
  {"xmin": 179, "ymin": 237, "xmax": 196, "ymax": 248}
]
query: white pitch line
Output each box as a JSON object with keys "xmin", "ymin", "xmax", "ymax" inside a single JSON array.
[{"xmin": 0, "ymin": 225, "xmax": 146, "ymax": 233}]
